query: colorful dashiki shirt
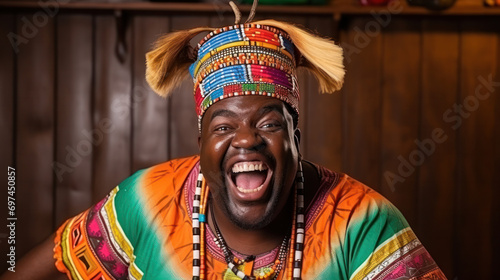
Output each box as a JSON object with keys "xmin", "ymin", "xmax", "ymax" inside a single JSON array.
[{"xmin": 54, "ymin": 156, "xmax": 447, "ymax": 280}]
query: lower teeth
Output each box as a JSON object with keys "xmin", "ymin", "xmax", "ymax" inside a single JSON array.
[{"xmin": 237, "ymin": 184, "xmax": 263, "ymax": 194}]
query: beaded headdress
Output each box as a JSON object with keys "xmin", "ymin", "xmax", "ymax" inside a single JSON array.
[
  {"xmin": 189, "ymin": 23, "xmax": 300, "ymax": 118},
  {"xmin": 145, "ymin": 7, "xmax": 345, "ymax": 127}
]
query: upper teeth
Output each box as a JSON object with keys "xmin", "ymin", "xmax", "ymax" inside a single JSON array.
[{"xmin": 232, "ymin": 162, "xmax": 267, "ymax": 173}]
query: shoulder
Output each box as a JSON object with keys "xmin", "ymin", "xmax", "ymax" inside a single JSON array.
[
  {"xmin": 118, "ymin": 155, "xmax": 200, "ymax": 192},
  {"xmin": 310, "ymin": 164, "xmax": 409, "ymax": 233},
  {"xmin": 318, "ymin": 166, "xmax": 413, "ymax": 254},
  {"xmin": 113, "ymin": 155, "xmax": 200, "ymax": 246},
  {"xmin": 339, "ymin": 173, "xmax": 407, "ymax": 227},
  {"xmin": 320, "ymin": 166, "xmax": 401, "ymax": 214},
  {"xmin": 113, "ymin": 155, "xmax": 200, "ymax": 222}
]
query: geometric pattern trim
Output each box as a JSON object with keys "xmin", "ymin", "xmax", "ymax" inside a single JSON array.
[{"xmin": 54, "ymin": 189, "xmax": 143, "ymax": 280}]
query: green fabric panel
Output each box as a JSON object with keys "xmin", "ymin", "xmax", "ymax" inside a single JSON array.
[
  {"xmin": 315, "ymin": 194, "xmax": 410, "ymax": 279},
  {"xmin": 345, "ymin": 197, "xmax": 410, "ymax": 276},
  {"xmin": 313, "ymin": 251, "xmax": 349, "ymax": 280},
  {"xmin": 113, "ymin": 168, "xmax": 181, "ymax": 280}
]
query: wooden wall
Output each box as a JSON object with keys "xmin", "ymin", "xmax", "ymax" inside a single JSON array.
[{"xmin": 1, "ymin": 6, "xmax": 499, "ymax": 279}]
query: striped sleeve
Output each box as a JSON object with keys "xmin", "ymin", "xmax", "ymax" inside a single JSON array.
[
  {"xmin": 54, "ymin": 171, "xmax": 146, "ymax": 280},
  {"xmin": 345, "ymin": 193, "xmax": 447, "ymax": 280}
]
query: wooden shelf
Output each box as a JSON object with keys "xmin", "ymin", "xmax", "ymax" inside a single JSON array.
[{"xmin": 0, "ymin": 0, "xmax": 499, "ymax": 16}]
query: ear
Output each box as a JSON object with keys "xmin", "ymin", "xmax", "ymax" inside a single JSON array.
[
  {"xmin": 294, "ymin": 128, "xmax": 301, "ymax": 156},
  {"xmin": 198, "ymin": 135, "xmax": 202, "ymax": 150}
]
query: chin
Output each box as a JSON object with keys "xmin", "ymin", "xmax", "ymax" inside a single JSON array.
[
  {"xmin": 222, "ymin": 187, "xmax": 283, "ymax": 230},
  {"xmin": 227, "ymin": 208, "xmax": 275, "ymax": 230}
]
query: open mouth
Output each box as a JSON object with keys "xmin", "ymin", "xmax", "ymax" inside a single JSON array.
[{"xmin": 230, "ymin": 161, "xmax": 271, "ymax": 194}]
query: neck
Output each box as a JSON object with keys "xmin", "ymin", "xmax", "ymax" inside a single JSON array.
[{"xmin": 208, "ymin": 194, "xmax": 294, "ymax": 256}]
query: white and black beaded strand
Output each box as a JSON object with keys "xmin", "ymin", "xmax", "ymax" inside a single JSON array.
[
  {"xmin": 293, "ymin": 161, "xmax": 305, "ymax": 280},
  {"xmin": 192, "ymin": 172, "xmax": 204, "ymax": 280}
]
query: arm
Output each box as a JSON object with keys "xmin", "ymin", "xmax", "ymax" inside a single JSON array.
[
  {"xmin": 344, "ymin": 191, "xmax": 446, "ymax": 279},
  {"xmin": 0, "ymin": 234, "xmax": 67, "ymax": 280}
]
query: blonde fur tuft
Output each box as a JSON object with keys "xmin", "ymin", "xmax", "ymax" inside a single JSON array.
[
  {"xmin": 146, "ymin": 27, "xmax": 215, "ymax": 97},
  {"xmin": 254, "ymin": 19, "xmax": 345, "ymax": 93}
]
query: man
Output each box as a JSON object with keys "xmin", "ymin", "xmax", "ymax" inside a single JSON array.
[{"xmin": 0, "ymin": 13, "xmax": 446, "ymax": 280}]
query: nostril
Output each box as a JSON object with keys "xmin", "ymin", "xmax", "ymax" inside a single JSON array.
[{"xmin": 231, "ymin": 129, "xmax": 262, "ymax": 149}]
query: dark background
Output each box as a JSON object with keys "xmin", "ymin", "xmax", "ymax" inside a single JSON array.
[{"xmin": 1, "ymin": 0, "xmax": 499, "ymax": 279}]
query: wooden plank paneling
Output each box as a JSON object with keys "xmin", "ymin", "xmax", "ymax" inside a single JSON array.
[
  {"xmin": 15, "ymin": 13, "xmax": 55, "ymax": 256},
  {"xmin": 304, "ymin": 16, "xmax": 342, "ymax": 171},
  {"xmin": 493, "ymin": 29, "xmax": 500, "ymax": 278},
  {"xmin": 131, "ymin": 16, "xmax": 170, "ymax": 171},
  {"xmin": 92, "ymin": 14, "xmax": 132, "ymax": 200},
  {"xmin": 0, "ymin": 13, "xmax": 15, "ymax": 273},
  {"xmin": 54, "ymin": 14, "xmax": 93, "ymax": 226},
  {"xmin": 379, "ymin": 19, "xmax": 421, "ymax": 227},
  {"xmin": 0, "ymin": 9, "xmax": 499, "ymax": 279},
  {"xmin": 456, "ymin": 19, "xmax": 497, "ymax": 280},
  {"xmin": 341, "ymin": 17, "xmax": 383, "ymax": 188},
  {"xmin": 419, "ymin": 19, "xmax": 459, "ymax": 278},
  {"xmin": 209, "ymin": 9, "xmax": 234, "ymax": 28},
  {"xmin": 169, "ymin": 16, "xmax": 210, "ymax": 159}
]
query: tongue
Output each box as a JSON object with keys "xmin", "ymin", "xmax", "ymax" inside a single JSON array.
[{"xmin": 235, "ymin": 171, "xmax": 267, "ymax": 189}]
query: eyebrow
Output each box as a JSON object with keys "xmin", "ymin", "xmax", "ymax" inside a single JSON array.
[
  {"xmin": 258, "ymin": 104, "xmax": 284, "ymax": 117},
  {"xmin": 210, "ymin": 109, "xmax": 238, "ymax": 122}
]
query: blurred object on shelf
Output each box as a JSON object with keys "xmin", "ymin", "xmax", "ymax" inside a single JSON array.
[
  {"xmin": 150, "ymin": 0, "xmax": 202, "ymax": 2},
  {"xmin": 484, "ymin": 0, "xmax": 499, "ymax": 6},
  {"xmin": 406, "ymin": 0, "xmax": 457, "ymax": 10},
  {"xmin": 360, "ymin": 0, "xmax": 389, "ymax": 6},
  {"xmin": 67, "ymin": 0, "xmax": 149, "ymax": 2},
  {"xmin": 241, "ymin": 0, "xmax": 328, "ymax": 4}
]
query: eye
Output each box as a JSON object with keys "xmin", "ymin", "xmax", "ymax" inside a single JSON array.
[
  {"xmin": 262, "ymin": 123, "xmax": 276, "ymax": 128},
  {"xmin": 215, "ymin": 126, "xmax": 229, "ymax": 131},
  {"xmin": 213, "ymin": 124, "xmax": 233, "ymax": 134},
  {"xmin": 257, "ymin": 110, "xmax": 286, "ymax": 131},
  {"xmin": 259, "ymin": 121, "xmax": 282, "ymax": 131}
]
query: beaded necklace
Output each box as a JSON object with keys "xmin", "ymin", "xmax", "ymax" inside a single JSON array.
[
  {"xmin": 192, "ymin": 162, "xmax": 305, "ymax": 280},
  {"xmin": 211, "ymin": 202, "xmax": 289, "ymax": 280}
]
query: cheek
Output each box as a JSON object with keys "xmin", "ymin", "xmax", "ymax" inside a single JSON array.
[
  {"xmin": 266, "ymin": 134, "xmax": 294, "ymax": 156},
  {"xmin": 201, "ymin": 134, "xmax": 227, "ymax": 155},
  {"xmin": 200, "ymin": 137, "xmax": 231, "ymax": 175},
  {"xmin": 212, "ymin": 138, "xmax": 228, "ymax": 154},
  {"xmin": 205, "ymin": 136, "xmax": 233, "ymax": 160}
]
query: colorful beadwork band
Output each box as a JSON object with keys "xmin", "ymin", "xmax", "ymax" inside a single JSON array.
[{"xmin": 189, "ymin": 23, "xmax": 300, "ymax": 122}]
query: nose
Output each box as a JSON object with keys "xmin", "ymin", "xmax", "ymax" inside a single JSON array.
[{"xmin": 231, "ymin": 126, "xmax": 264, "ymax": 150}]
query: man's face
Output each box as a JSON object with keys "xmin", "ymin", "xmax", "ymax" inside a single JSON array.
[{"xmin": 199, "ymin": 96, "xmax": 299, "ymax": 230}]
